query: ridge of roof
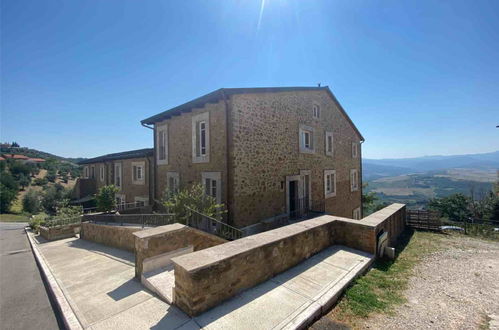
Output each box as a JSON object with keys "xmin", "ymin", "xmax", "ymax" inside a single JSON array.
[{"xmin": 78, "ymin": 148, "xmax": 153, "ymax": 165}]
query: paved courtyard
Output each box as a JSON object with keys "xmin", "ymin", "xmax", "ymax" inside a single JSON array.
[{"xmin": 34, "ymin": 235, "xmax": 373, "ymax": 329}]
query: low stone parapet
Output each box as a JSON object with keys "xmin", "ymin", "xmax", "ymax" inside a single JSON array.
[
  {"xmin": 39, "ymin": 223, "xmax": 81, "ymax": 241},
  {"xmin": 171, "ymin": 203, "xmax": 406, "ymax": 316},
  {"xmin": 80, "ymin": 222, "xmax": 142, "ymax": 252},
  {"xmin": 133, "ymin": 223, "xmax": 226, "ymax": 279}
]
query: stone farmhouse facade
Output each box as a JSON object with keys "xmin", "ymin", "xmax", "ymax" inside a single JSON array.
[
  {"xmin": 141, "ymin": 87, "xmax": 364, "ymax": 230},
  {"xmin": 76, "ymin": 148, "xmax": 154, "ymax": 207}
]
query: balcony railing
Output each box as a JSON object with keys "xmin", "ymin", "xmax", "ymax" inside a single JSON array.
[{"xmin": 185, "ymin": 206, "xmax": 243, "ymax": 241}]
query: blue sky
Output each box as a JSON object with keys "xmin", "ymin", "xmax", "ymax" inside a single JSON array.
[{"xmin": 1, "ymin": 0, "xmax": 498, "ymax": 159}]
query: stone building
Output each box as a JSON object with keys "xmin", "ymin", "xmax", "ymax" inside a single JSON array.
[
  {"xmin": 75, "ymin": 148, "xmax": 154, "ymax": 208},
  {"xmin": 141, "ymin": 87, "xmax": 364, "ymax": 230}
]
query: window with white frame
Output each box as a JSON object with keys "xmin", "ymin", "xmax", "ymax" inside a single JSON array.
[
  {"xmin": 90, "ymin": 166, "xmax": 95, "ymax": 179},
  {"xmin": 192, "ymin": 112, "xmax": 210, "ymax": 163},
  {"xmin": 313, "ymin": 103, "xmax": 321, "ymax": 118},
  {"xmin": 114, "ymin": 163, "xmax": 122, "ymax": 189},
  {"xmin": 299, "ymin": 124, "xmax": 314, "ymax": 153},
  {"xmin": 350, "ymin": 169, "xmax": 359, "ymax": 192},
  {"xmin": 134, "ymin": 196, "xmax": 149, "ymax": 207},
  {"xmin": 132, "ymin": 161, "xmax": 145, "ymax": 185},
  {"xmin": 325, "ymin": 132, "xmax": 334, "ymax": 156},
  {"xmin": 84, "ymin": 166, "xmax": 89, "ymax": 178},
  {"xmin": 324, "ymin": 170, "xmax": 336, "ymax": 198},
  {"xmin": 352, "ymin": 142, "xmax": 359, "ymax": 158},
  {"xmin": 99, "ymin": 165, "xmax": 105, "ymax": 182},
  {"xmin": 201, "ymin": 172, "xmax": 221, "ymax": 204},
  {"xmin": 166, "ymin": 172, "xmax": 179, "ymax": 194},
  {"xmin": 156, "ymin": 124, "xmax": 168, "ymax": 165},
  {"xmin": 353, "ymin": 207, "xmax": 361, "ymax": 220}
]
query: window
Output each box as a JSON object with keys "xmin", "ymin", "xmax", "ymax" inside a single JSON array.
[
  {"xmin": 299, "ymin": 125, "xmax": 314, "ymax": 153},
  {"xmin": 84, "ymin": 166, "xmax": 89, "ymax": 178},
  {"xmin": 132, "ymin": 161, "xmax": 145, "ymax": 185},
  {"xmin": 166, "ymin": 172, "xmax": 179, "ymax": 193},
  {"xmin": 156, "ymin": 124, "xmax": 168, "ymax": 165},
  {"xmin": 324, "ymin": 170, "xmax": 336, "ymax": 198},
  {"xmin": 325, "ymin": 132, "xmax": 333, "ymax": 156},
  {"xmin": 90, "ymin": 166, "xmax": 95, "ymax": 179},
  {"xmin": 99, "ymin": 165, "xmax": 105, "ymax": 182},
  {"xmin": 313, "ymin": 104, "xmax": 320, "ymax": 118},
  {"xmin": 116, "ymin": 194, "xmax": 125, "ymax": 207},
  {"xmin": 353, "ymin": 207, "xmax": 361, "ymax": 220},
  {"xmin": 114, "ymin": 163, "xmax": 122, "ymax": 189},
  {"xmin": 192, "ymin": 112, "xmax": 210, "ymax": 163},
  {"xmin": 201, "ymin": 172, "xmax": 221, "ymax": 204},
  {"xmin": 134, "ymin": 196, "xmax": 149, "ymax": 207},
  {"xmin": 350, "ymin": 169, "xmax": 359, "ymax": 192},
  {"xmin": 352, "ymin": 142, "xmax": 358, "ymax": 158}
]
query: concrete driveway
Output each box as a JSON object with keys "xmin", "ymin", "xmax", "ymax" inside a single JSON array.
[{"xmin": 0, "ymin": 222, "xmax": 61, "ymax": 330}]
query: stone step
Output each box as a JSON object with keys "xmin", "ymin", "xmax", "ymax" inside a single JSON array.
[{"xmin": 141, "ymin": 264, "xmax": 175, "ymax": 304}]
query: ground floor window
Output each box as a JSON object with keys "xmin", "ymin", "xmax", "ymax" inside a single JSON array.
[
  {"xmin": 166, "ymin": 172, "xmax": 180, "ymax": 194},
  {"xmin": 201, "ymin": 172, "xmax": 221, "ymax": 204},
  {"xmin": 324, "ymin": 170, "xmax": 337, "ymax": 198},
  {"xmin": 353, "ymin": 207, "xmax": 361, "ymax": 220},
  {"xmin": 134, "ymin": 196, "xmax": 149, "ymax": 207}
]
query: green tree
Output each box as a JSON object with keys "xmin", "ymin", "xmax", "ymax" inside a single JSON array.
[
  {"xmin": 428, "ymin": 193, "xmax": 471, "ymax": 221},
  {"xmin": 11, "ymin": 142, "xmax": 20, "ymax": 148},
  {"xmin": 96, "ymin": 185, "xmax": 119, "ymax": 212},
  {"xmin": 46, "ymin": 169, "xmax": 57, "ymax": 183},
  {"xmin": 362, "ymin": 184, "xmax": 388, "ymax": 216},
  {"xmin": 22, "ymin": 190, "xmax": 41, "ymax": 214},
  {"xmin": 33, "ymin": 177, "xmax": 48, "ymax": 186},
  {"xmin": 18, "ymin": 173, "xmax": 31, "ymax": 190},
  {"xmin": 41, "ymin": 184, "xmax": 67, "ymax": 215},
  {"xmin": 9, "ymin": 161, "xmax": 30, "ymax": 180},
  {"xmin": 163, "ymin": 184, "xmax": 225, "ymax": 224},
  {"xmin": 0, "ymin": 171, "xmax": 19, "ymax": 212}
]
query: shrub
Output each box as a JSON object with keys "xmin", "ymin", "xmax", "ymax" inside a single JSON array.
[
  {"xmin": 96, "ymin": 185, "xmax": 119, "ymax": 212},
  {"xmin": 22, "ymin": 190, "xmax": 41, "ymax": 214},
  {"xmin": 33, "ymin": 177, "xmax": 48, "ymax": 186},
  {"xmin": 41, "ymin": 184, "xmax": 68, "ymax": 215},
  {"xmin": 163, "ymin": 184, "xmax": 225, "ymax": 224},
  {"xmin": 29, "ymin": 217, "xmax": 46, "ymax": 232},
  {"xmin": 0, "ymin": 171, "xmax": 19, "ymax": 213}
]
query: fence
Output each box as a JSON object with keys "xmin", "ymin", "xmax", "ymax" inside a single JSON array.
[
  {"xmin": 82, "ymin": 201, "xmax": 149, "ymax": 214},
  {"xmin": 445, "ymin": 218, "xmax": 499, "ymax": 238},
  {"xmin": 86, "ymin": 213, "xmax": 176, "ymax": 228},
  {"xmin": 44, "ymin": 216, "xmax": 82, "ymax": 228},
  {"xmin": 185, "ymin": 207, "xmax": 243, "ymax": 241},
  {"xmin": 406, "ymin": 209, "xmax": 442, "ymax": 231}
]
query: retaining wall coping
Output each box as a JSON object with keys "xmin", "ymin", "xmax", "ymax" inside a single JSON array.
[
  {"xmin": 361, "ymin": 203, "xmax": 405, "ymax": 226},
  {"xmin": 133, "ymin": 223, "xmax": 185, "ymax": 239}
]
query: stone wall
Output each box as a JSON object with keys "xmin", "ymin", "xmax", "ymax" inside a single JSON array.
[
  {"xmin": 229, "ymin": 90, "xmax": 363, "ymax": 228},
  {"xmin": 133, "ymin": 223, "xmax": 226, "ymax": 279},
  {"xmin": 80, "ymin": 222, "xmax": 142, "ymax": 252},
  {"xmin": 172, "ymin": 203, "xmax": 406, "ymax": 316},
  {"xmin": 39, "ymin": 224, "xmax": 81, "ymax": 241},
  {"xmin": 154, "ymin": 101, "xmax": 228, "ymax": 203}
]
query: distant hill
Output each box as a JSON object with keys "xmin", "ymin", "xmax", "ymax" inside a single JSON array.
[
  {"xmin": 0, "ymin": 146, "xmax": 86, "ymax": 165},
  {"xmin": 363, "ymin": 151, "xmax": 499, "ymax": 180}
]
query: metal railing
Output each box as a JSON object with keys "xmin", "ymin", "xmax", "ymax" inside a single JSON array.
[
  {"xmin": 87, "ymin": 213, "xmax": 176, "ymax": 228},
  {"xmin": 116, "ymin": 201, "xmax": 148, "ymax": 212},
  {"xmin": 185, "ymin": 206, "xmax": 243, "ymax": 241},
  {"xmin": 289, "ymin": 197, "xmax": 325, "ymax": 220},
  {"xmin": 44, "ymin": 216, "xmax": 82, "ymax": 228}
]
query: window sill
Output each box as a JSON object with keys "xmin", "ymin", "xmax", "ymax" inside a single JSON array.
[
  {"xmin": 325, "ymin": 192, "xmax": 336, "ymax": 199},
  {"xmin": 193, "ymin": 156, "xmax": 209, "ymax": 164}
]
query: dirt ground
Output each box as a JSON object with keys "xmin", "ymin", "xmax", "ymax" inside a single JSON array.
[{"xmin": 364, "ymin": 235, "xmax": 499, "ymax": 329}]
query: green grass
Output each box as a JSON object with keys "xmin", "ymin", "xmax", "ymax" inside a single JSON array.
[
  {"xmin": 328, "ymin": 230, "xmax": 445, "ymax": 327},
  {"xmin": 0, "ymin": 213, "xmax": 30, "ymax": 222}
]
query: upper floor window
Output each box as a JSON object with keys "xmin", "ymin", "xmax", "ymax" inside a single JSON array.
[
  {"xmin": 132, "ymin": 161, "xmax": 145, "ymax": 185},
  {"xmin": 324, "ymin": 169, "xmax": 336, "ymax": 198},
  {"xmin": 114, "ymin": 163, "xmax": 122, "ymax": 189},
  {"xmin": 202, "ymin": 172, "xmax": 221, "ymax": 204},
  {"xmin": 313, "ymin": 104, "xmax": 321, "ymax": 118},
  {"xmin": 350, "ymin": 169, "xmax": 359, "ymax": 192},
  {"xmin": 299, "ymin": 125, "xmax": 314, "ymax": 153},
  {"xmin": 192, "ymin": 112, "xmax": 210, "ymax": 163},
  {"xmin": 352, "ymin": 142, "xmax": 359, "ymax": 158},
  {"xmin": 84, "ymin": 166, "xmax": 89, "ymax": 179},
  {"xmin": 325, "ymin": 132, "xmax": 334, "ymax": 156},
  {"xmin": 99, "ymin": 165, "xmax": 105, "ymax": 182},
  {"xmin": 157, "ymin": 124, "xmax": 168, "ymax": 165},
  {"xmin": 90, "ymin": 166, "xmax": 95, "ymax": 179}
]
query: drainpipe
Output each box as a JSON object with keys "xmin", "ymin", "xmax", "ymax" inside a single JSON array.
[
  {"xmin": 141, "ymin": 122, "xmax": 156, "ymax": 209},
  {"xmin": 360, "ymin": 140, "xmax": 365, "ymax": 218},
  {"xmin": 220, "ymin": 89, "xmax": 233, "ymax": 225}
]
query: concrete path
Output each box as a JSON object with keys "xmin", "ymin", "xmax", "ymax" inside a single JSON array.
[
  {"xmin": 0, "ymin": 222, "xmax": 61, "ymax": 330},
  {"xmin": 34, "ymin": 235, "xmax": 372, "ymax": 329}
]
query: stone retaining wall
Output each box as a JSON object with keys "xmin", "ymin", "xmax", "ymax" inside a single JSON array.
[
  {"xmin": 80, "ymin": 222, "xmax": 142, "ymax": 252},
  {"xmin": 171, "ymin": 203, "xmax": 406, "ymax": 316},
  {"xmin": 133, "ymin": 224, "xmax": 226, "ymax": 279},
  {"xmin": 39, "ymin": 224, "xmax": 81, "ymax": 241}
]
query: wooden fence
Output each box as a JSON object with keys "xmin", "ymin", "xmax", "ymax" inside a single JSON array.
[{"xmin": 406, "ymin": 209, "xmax": 442, "ymax": 231}]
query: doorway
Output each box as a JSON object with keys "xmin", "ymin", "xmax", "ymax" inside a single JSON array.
[{"xmin": 288, "ymin": 180, "xmax": 298, "ymax": 218}]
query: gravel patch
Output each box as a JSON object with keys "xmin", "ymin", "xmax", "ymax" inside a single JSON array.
[{"xmin": 364, "ymin": 236, "xmax": 499, "ymax": 330}]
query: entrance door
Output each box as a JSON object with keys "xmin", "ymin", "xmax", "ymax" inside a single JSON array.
[
  {"xmin": 302, "ymin": 174, "xmax": 310, "ymax": 211},
  {"xmin": 289, "ymin": 180, "xmax": 298, "ymax": 218}
]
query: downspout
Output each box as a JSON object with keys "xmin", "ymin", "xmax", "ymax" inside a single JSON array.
[
  {"xmin": 141, "ymin": 122, "xmax": 156, "ymax": 209},
  {"xmin": 360, "ymin": 140, "xmax": 365, "ymax": 218},
  {"xmin": 220, "ymin": 90, "xmax": 233, "ymax": 225}
]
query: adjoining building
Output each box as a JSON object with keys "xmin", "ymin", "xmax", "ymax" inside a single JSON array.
[
  {"xmin": 74, "ymin": 148, "xmax": 154, "ymax": 209},
  {"xmin": 141, "ymin": 86, "xmax": 364, "ymax": 231}
]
